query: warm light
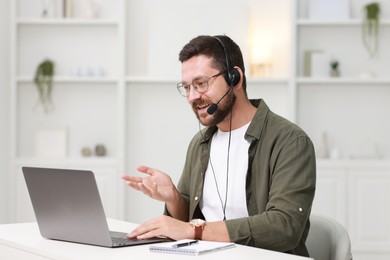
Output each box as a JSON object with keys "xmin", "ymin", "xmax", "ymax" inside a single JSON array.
[
  {"xmin": 250, "ymin": 39, "xmax": 273, "ymax": 77},
  {"xmin": 251, "ymin": 42, "xmax": 273, "ymax": 64}
]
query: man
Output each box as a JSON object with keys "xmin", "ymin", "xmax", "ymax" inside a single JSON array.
[{"xmin": 122, "ymin": 35, "xmax": 316, "ymax": 256}]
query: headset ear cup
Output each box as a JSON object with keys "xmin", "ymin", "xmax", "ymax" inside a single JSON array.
[
  {"xmin": 229, "ymin": 68, "xmax": 240, "ymax": 87},
  {"xmin": 214, "ymin": 36, "xmax": 241, "ymax": 87},
  {"xmin": 223, "ymin": 72, "xmax": 231, "ymax": 86}
]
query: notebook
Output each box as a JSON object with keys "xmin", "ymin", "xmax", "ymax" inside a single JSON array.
[
  {"xmin": 22, "ymin": 166, "xmax": 171, "ymax": 248},
  {"xmin": 149, "ymin": 239, "xmax": 235, "ymax": 255}
]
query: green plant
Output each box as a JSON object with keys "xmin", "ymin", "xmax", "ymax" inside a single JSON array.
[
  {"xmin": 362, "ymin": 2, "xmax": 380, "ymax": 58},
  {"xmin": 329, "ymin": 60, "xmax": 340, "ymax": 77},
  {"xmin": 330, "ymin": 60, "xmax": 339, "ymax": 70},
  {"xmin": 34, "ymin": 59, "xmax": 55, "ymax": 113}
]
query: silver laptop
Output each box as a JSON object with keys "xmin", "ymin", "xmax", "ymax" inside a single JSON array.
[{"xmin": 22, "ymin": 166, "xmax": 171, "ymax": 248}]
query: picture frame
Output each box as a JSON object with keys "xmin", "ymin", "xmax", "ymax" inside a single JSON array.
[
  {"xmin": 34, "ymin": 126, "xmax": 67, "ymax": 157},
  {"xmin": 304, "ymin": 50, "xmax": 331, "ymax": 77}
]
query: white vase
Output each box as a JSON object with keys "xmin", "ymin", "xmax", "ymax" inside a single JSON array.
[{"xmin": 317, "ymin": 132, "xmax": 330, "ymax": 159}]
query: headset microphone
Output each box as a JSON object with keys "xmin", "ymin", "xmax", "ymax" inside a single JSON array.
[{"xmin": 207, "ymin": 87, "xmax": 232, "ymax": 115}]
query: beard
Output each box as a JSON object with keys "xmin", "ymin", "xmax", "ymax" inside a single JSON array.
[{"xmin": 193, "ymin": 92, "xmax": 236, "ymax": 127}]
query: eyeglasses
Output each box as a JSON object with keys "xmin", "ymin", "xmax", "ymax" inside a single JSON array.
[{"xmin": 176, "ymin": 71, "xmax": 225, "ymax": 97}]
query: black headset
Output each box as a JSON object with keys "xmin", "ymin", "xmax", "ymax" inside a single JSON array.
[{"xmin": 213, "ymin": 36, "xmax": 241, "ymax": 88}]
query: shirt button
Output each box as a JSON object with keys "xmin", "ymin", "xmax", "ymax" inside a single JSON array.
[
  {"xmin": 194, "ymin": 196, "xmax": 199, "ymax": 201},
  {"xmin": 299, "ymin": 207, "xmax": 303, "ymax": 212}
]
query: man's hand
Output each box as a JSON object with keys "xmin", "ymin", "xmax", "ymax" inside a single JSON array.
[
  {"xmin": 127, "ymin": 215, "xmax": 194, "ymax": 241},
  {"xmin": 121, "ymin": 165, "xmax": 178, "ymax": 203}
]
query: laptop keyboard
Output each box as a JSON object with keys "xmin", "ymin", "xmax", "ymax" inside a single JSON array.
[
  {"xmin": 110, "ymin": 231, "xmax": 135, "ymax": 246},
  {"xmin": 110, "ymin": 231, "xmax": 172, "ymax": 247},
  {"xmin": 112, "ymin": 236, "xmax": 135, "ymax": 246}
]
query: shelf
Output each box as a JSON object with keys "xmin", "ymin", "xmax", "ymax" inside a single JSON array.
[
  {"xmin": 297, "ymin": 77, "xmax": 390, "ymax": 85},
  {"xmin": 316, "ymin": 159, "xmax": 390, "ymax": 169},
  {"xmin": 125, "ymin": 76, "xmax": 290, "ymax": 85},
  {"xmin": 16, "ymin": 18, "xmax": 119, "ymax": 26},
  {"xmin": 17, "ymin": 76, "xmax": 118, "ymax": 84},
  {"xmin": 125, "ymin": 76, "xmax": 178, "ymax": 84},
  {"xmin": 297, "ymin": 19, "xmax": 390, "ymax": 26},
  {"xmin": 12, "ymin": 156, "xmax": 120, "ymax": 167},
  {"xmin": 247, "ymin": 77, "xmax": 289, "ymax": 84}
]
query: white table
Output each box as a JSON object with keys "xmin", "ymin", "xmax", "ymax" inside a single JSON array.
[{"xmin": 0, "ymin": 219, "xmax": 313, "ymax": 260}]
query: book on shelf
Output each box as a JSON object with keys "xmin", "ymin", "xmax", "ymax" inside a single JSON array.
[{"xmin": 149, "ymin": 239, "xmax": 235, "ymax": 255}]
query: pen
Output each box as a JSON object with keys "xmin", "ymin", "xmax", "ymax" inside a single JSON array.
[{"xmin": 171, "ymin": 240, "xmax": 198, "ymax": 248}]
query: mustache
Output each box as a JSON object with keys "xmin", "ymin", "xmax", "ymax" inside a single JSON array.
[{"xmin": 192, "ymin": 98, "xmax": 209, "ymax": 109}]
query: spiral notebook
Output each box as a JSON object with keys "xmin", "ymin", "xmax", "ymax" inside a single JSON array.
[{"xmin": 149, "ymin": 239, "xmax": 235, "ymax": 255}]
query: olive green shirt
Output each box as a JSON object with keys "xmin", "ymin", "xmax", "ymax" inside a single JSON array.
[{"xmin": 172, "ymin": 99, "xmax": 316, "ymax": 256}]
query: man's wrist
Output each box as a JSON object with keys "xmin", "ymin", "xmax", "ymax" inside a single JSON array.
[{"xmin": 189, "ymin": 219, "xmax": 206, "ymax": 240}]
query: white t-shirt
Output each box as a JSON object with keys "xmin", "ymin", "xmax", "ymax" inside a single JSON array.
[{"xmin": 200, "ymin": 122, "xmax": 251, "ymax": 221}]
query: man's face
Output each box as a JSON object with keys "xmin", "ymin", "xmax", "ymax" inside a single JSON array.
[{"xmin": 181, "ymin": 55, "xmax": 235, "ymax": 127}]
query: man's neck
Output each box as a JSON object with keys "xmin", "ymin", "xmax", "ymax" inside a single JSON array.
[{"xmin": 217, "ymin": 100, "xmax": 257, "ymax": 132}]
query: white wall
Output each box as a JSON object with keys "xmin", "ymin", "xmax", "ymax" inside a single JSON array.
[
  {"xmin": 126, "ymin": 0, "xmax": 251, "ymax": 78},
  {"xmin": 0, "ymin": 0, "xmax": 9, "ymax": 223},
  {"xmin": 125, "ymin": 0, "xmax": 291, "ymax": 78}
]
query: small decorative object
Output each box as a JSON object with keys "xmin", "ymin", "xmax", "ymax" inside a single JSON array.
[
  {"xmin": 359, "ymin": 70, "xmax": 376, "ymax": 79},
  {"xmin": 82, "ymin": 0, "xmax": 100, "ymax": 19},
  {"xmin": 81, "ymin": 147, "xmax": 92, "ymax": 157},
  {"xmin": 316, "ymin": 132, "xmax": 330, "ymax": 159},
  {"xmin": 304, "ymin": 50, "xmax": 330, "ymax": 77},
  {"xmin": 95, "ymin": 144, "xmax": 106, "ymax": 156},
  {"xmin": 63, "ymin": 0, "xmax": 73, "ymax": 18},
  {"xmin": 35, "ymin": 126, "xmax": 67, "ymax": 157},
  {"xmin": 329, "ymin": 60, "xmax": 340, "ymax": 77},
  {"xmin": 330, "ymin": 148, "xmax": 341, "ymax": 160},
  {"xmin": 41, "ymin": 0, "xmax": 56, "ymax": 18},
  {"xmin": 70, "ymin": 66, "xmax": 105, "ymax": 77},
  {"xmin": 362, "ymin": 2, "xmax": 381, "ymax": 58},
  {"xmin": 34, "ymin": 59, "xmax": 55, "ymax": 113}
]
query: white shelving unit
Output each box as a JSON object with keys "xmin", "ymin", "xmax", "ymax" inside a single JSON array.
[
  {"xmin": 295, "ymin": 1, "xmax": 390, "ymax": 259},
  {"xmin": 295, "ymin": 0, "xmax": 390, "ymax": 159},
  {"xmin": 9, "ymin": 0, "xmax": 126, "ymax": 222}
]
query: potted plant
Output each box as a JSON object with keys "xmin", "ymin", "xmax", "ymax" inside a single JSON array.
[
  {"xmin": 362, "ymin": 2, "xmax": 380, "ymax": 58},
  {"xmin": 34, "ymin": 59, "xmax": 55, "ymax": 113},
  {"xmin": 330, "ymin": 60, "xmax": 340, "ymax": 77}
]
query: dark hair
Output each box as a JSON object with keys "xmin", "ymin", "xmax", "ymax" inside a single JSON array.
[{"xmin": 178, "ymin": 35, "xmax": 247, "ymax": 92}]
